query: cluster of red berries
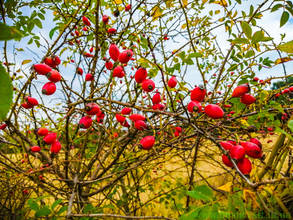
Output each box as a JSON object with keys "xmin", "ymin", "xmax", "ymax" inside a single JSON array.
[
  {"xmin": 221, "ymin": 138, "xmax": 262, "ymax": 175},
  {"xmin": 33, "ymin": 55, "xmax": 62, "ymax": 96},
  {"xmin": 31, "ymin": 127, "xmax": 61, "ymax": 154},
  {"xmin": 232, "ymin": 83, "xmax": 256, "ymax": 105}
]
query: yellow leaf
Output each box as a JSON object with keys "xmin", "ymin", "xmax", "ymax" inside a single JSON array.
[
  {"xmin": 182, "ymin": 0, "xmax": 188, "ymax": 7},
  {"xmin": 181, "ymin": 23, "xmax": 187, "ymax": 29},
  {"xmin": 53, "ymin": 11, "xmax": 58, "ymax": 16},
  {"xmin": 275, "ymin": 57, "xmax": 293, "ymax": 65},
  {"xmin": 21, "ymin": 60, "xmax": 32, "ymax": 65},
  {"xmin": 213, "ymin": 0, "xmax": 228, "ymax": 7},
  {"xmin": 152, "ymin": 6, "xmax": 163, "ymax": 20},
  {"xmin": 232, "ymin": 11, "xmax": 238, "ymax": 18},
  {"xmin": 165, "ymin": 0, "xmax": 175, "ymax": 8},
  {"xmin": 203, "ymin": 0, "xmax": 208, "ymax": 3},
  {"xmin": 215, "ymin": 10, "xmax": 221, "ymax": 14},
  {"xmin": 218, "ymin": 17, "xmax": 225, "ymax": 22},
  {"xmin": 217, "ymin": 182, "xmax": 232, "ymax": 192},
  {"xmin": 118, "ymin": 6, "xmax": 124, "ymax": 11},
  {"xmin": 113, "ymin": 0, "xmax": 122, "ymax": 4},
  {"xmin": 243, "ymin": 189, "xmax": 260, "ymax": 209}
]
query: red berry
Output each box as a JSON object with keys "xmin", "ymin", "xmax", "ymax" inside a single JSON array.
[
  {"xmin": 44, "ymin": 57, "xmax": 57, "ymax": 68},
  {"xmin": 152, "ymin": 92, "xmax": 161, "ymax": 104},
  {"xmin": 249, "ymin": 138, "xmax": 262, "ymax": 150},
  {"xmin": 241, "ymin": 142, "xmax": 262, "ymax": 159},
  {"xmin": 129, "ymin": 114, "xmax": 145, "ymax": 122},
  {"xmin": 174, "ymin": 131, "xmax": 180, "ymax": 137},
  {"xmin": 25, "ymin": 96, "xmax": 38, "ymax": 106},
  {"xmin": 140, "ymin": 136, "xmax": 155, "ymax": 150},
  {"xmin": 85, "ymin": 73, "xmax": 94, "ymax": 81},
  {"xmin": 76, "ymin": 67, "xmax": 83, "ymax": 75},
  {"xmin": 102, "ymin": 15, "xmax": 109, "ymax": 23},
  {"xmin": 237, "ymin": 158, "xmax": 252, "ymax": 175},
  {"xmin": 222, "ymin": 155, "xmax": 233, "ymax": 167},
  {"xmin": 230, "ymin": 145, "xmax": 246, "ymax": 161},
  {"xmin": 84, "ymin": 53, "xmax": 94, "ymax": 58},
  {"xmin": 283, "ymin": 89, "xmax": 289, "ymax": 94},
  {"xmin": 46, "ymin": 70, "xmax": 61, "ymax": 83},
  {"xmin": 168, "ymin": 76, "xmax": 177, "ymax": 88},
  {"xmin": 34, "ymin": 63, "xmax": 52, "ymax": 75},
  {"xmin": 227, "ymin": 140, "xmax": 236, "ymax": 146},
  {"xmin": 175, "ymin": 127, "xmax": 182, "ymax": 132},
  {"xmin": 51, "ymin": 141, "xmax": 62, "ymax": 154},
  {"xmin": 220, "ymin": 141, "xmax": 234, "ymax": 151},
  {"xmin": 135, "ymin": 120, "xmax": 147, "ymax": 130},
  {"xmin": 21, "ymin": 102, "xmax": 33, "ymax": 109},
  {"xmin": 82, "ymin": 16, "xmax": 91, "ymax": 26},
  {"xmin": 79, "ymin": 116, "xmax": 93, "ymax": 129},
  {"xmin": 224, "ymin": 104, "xmax": 231, "ymax": 108},
  {"xmin": 120, "ymin": 120, "xmax": 130, "ymax": 127},
  {"xmin": 109, "ymin": 44, "xmax": 120, "ymax": 61},
  {"xmin": 121, "ymin": 107, "xmax": 132, "ymax": 115},
  {"xmin": 52, "ymin": 55, "xmax": 61, "ymax": 65},
  {"xmin": 142, "ymin": 79, "xmax": 155, "ymax": 92},
  {"xmin": 89, "ymin": 47, "xmax": 94, "ymax": 53},
  {"xmin": 83, "ymin": 27, "xmax": 88, "ymax": 31},
  {"xmin": 289, "ymin": 87, "xmax": 293, "ymax": 92},
  {"xmin": 42, "ymin": 82, "xmax": 56, "ymax": 95},
  {"xmin": 190, "ymin": 84, "xmax": 206, "ymax": 102},
  {"xmin": 118, "ymin": 50, "xmax": 133, "ymax": 63},
  {"xmin": 116, "ymin": 114, "xmax": 126, "ymax": 123},
  {"xmin": 135, "ymin": 67, "xmax": 147, "ymax": 83},
  {"xmin": 105, "ymin": 60, "xmax": 113, "ymax": 70},
  {"xmin": 187, "ymin": 101, "xmax": 202, "ymax": 113},
  {"xmin": 204, "ymin": 104, "xmax": 224, "ymax": 119},
  {"xmin": 108, "ymin": 28, "xmax": 117, "ymax": 34},
  {"xmin": 43, "ymin": 133, "xmax": 57, "ymax": 144},
  {"xmin": 240, "ymin": 94, "xmax": 256, "ymax": 105},
  {"xmin": 0, "ymin": 124, "xmax": 7, "ymax": 130},
  {"xmin": 253, "ymin": 77, "xmax": 259, "ymax": 81},
  {"xmin": 125, "ymin": 4, "xmax": 131, "ymax": 11},
  {"xmin": 232, "ymin": 83, "xmax": 250, "ymax": 97},
  {"xmin": 113, "ymin": 66, "xmax": 125, "ymax": 78},
  {"xmin": 37, "ymin": 127, "xmax": 49, "ymax": 136},
  {"xmin": 85, "ymin": 103, "xmax": 100, "ymax": 115}
]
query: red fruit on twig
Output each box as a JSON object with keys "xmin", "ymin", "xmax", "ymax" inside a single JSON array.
[
  {"xmin": 175, "ymin": 127, "xmax": 182, "ymax": 132},
  {"xmin": 79, "ymin": 116, "xmax": 93, "ymax": 129},
  {"xmin": 102, "ymin": 15, "xmax": 109, "ymax": 23},
  {"xmin": 108, "ymin": 28, "xmax": 117, "ymax": 34},
  {"xmin": 34, "ymin": 64, "xmax": 52, "ymax": 75},
  {"xmin": 85, "ymin": 73, "xmax": 94, "ymax": 81},
  {"xmin": 116, "ymin": 114, "xmax": 126, "ymax": 123},
  {"xmin": 46, "ymin": 70, "xmax": 61, "ymax": 83},
  {"xmin": 232, "ymin": 83, "xmax": 250, "ymax": 97},
  {"xmin": 129, "ymin": 114, "xmax": 145, "ymax": 122},
  {"xmin": 142, "ymin": 79, "xmax": 155, "ymax": 92},
  {"xmin": 152, "ymin": 92, "xmax": 161, "ymax": 104},
  {"xmin": 76, "ymin": 67, "xmax": 83, "ymax": 75},
  {"xmin": 204, "ymin": 104, "xmax": 224, "ymax": 119},
  {"xmin": 105, "ymin": 60, "xmax": 113, "ymax": 70},
  {"xmin": 220, "ymin": 141, "xmax": 234, "ymax": 151},
  {"xmin": 52, "ymin": 55, "xmax": 61, "ymax": 65},
  {"xmin": 120, "ymin": 120, "xmax": 130, "ymax": 127},
  {"xmin": 140, "ymin": 136, "xmax": 155, "ymax": 150},
  {"xmin": 240, "ymin": 94, "xmax": 256, "ymax": 105},
  {"xmin": 125, "ymin": 4, "xmax": 131, "ymax": 11},
  {"xmin": 190, "ymin": 84, "xmax": 206, "ymax": 102},
  {"xmin": 113, "ymin": 66, "xmax": 125, "ymax": 78},
  {"xmin": 168, "ymin": 76, "xmax": 177, "ymax": 88},
  {"xmin": 237, "ymin": 158, "xmax": 252, "ymax": 175},
  {"xmin": 187, "ymin": 101, "xmax": 202, "ymax": 113},
  {"xmin": 51, "ymin": 141, "xmax": 62, "ymax": 154},
  {"xmin": 44, "ymin": 57, "xmax": 57, "ymax": 68},
  {"xmin": 135, "ymin": 120, "xmax": 147, "ymax": 130},
  {"xmin": 230, "ymin": 145, "xmax": 246, "ymax": 161},
  {"xmin": 31, "ymin": 146, "xmax": 41, "ymax": 152},
  {"xmin": 25, "ymin": 97, "xmax": 38, "ymax": 106},
  {"xmin": 85, "ymin": 103, "xmax": 100, "ymax": 115},
  {"xmin": 135, "ymin": 67, "xmax": 147, "ymax": 83},
  {"xmin": 42, "ymin": 82, "xmax": 56, "ymax": 95},
  {"xmin": 43, "ymin": 133, "xmax": 57, "ymax": 144},
  {"xmin": 109, "ymin": 44, "xmax": 120, "ymax": 61},
  {"xmin": 121, "ymin": 107, "xmax": 132, "ymax": 115},
  {"xmin": 82, "ymin": 16, "xmax": 91, "ymax": 26},
  {"xmin": 118, "ymin": 50, "xmax": 133, "ymax": 63},
  {"xmin": 36, "ymin": 127, "xmax": 49, "ymax": 136},
  {"xmin": 241, "ymin": 142, "xmax": 262, "ymax": 158},
  {"xmin": 0, "ymin": 124, "xmax": 7, "ymax": 130},
  {"xmin": 174, "ymin": 131, "xmax": 180, "ymax": 137},
  {"xmin": 222, "ymin": 155, "xmax": 233, "ymax": 167},
  {"xmin": 21, "ymin": 102, "xmax": 33, "ymax": 109},
  {"xmin": 249, "ymin": 138, "xmax": 262, "ymax": 150}
]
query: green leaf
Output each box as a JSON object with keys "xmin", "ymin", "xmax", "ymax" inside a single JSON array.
[
  {"xmin": 84, "ymin": 204, "xmax": 95, "ymax": 214},
  {"xmin": 245, "ymin": 50, "xmax": 255, "ymax": 58},
  {"xmin": 0, "ymin": 23, "xmax": 22, "ymax": 41},
  {"xmin": 0, "ymin": 65, "xmax": 13, "ymax": 121},
  {"xmin": 35, "ymin": 195, "xmax": 52, "ymax": 202},
  {"xmin": 227, "ymin": 64, "xmax": 238, "ymax": 72},
  {"xmin": 186, "ymin": 185, "xmax": 213, "ymax": 202},
  {"xmin": 240, "ymin": 21, "xmax": 252, "ymax": 38},
  {"xmin": 288, "ymin": 120, "xmax": 293, "ymax": 132},
  {"xmin": 271, "ymin": 4, "xmax": 283, "ymax": 12},
  {"xmin": 251, "ymin": 31, "xmax": 264, "ymax": 45},
  {"xmin": 57, "ymin": 206, "xmax": 68, "ymax": 215},
  {"xmin": 51, "ymin": 199, "xmax": 62, "ymax": 210},
  {"xmin": 29, "ymin": 202, "xmax": 39, "ymax": 212},
  {"xmin": 184, "ymin": 58, "xmax": 194, "ymax": 65},
  {"xmin": 178, "ymin": 51, "xmax": 186, "ymax": 60},
  {"xmin": 232, "ymin": 38, "xmax": 249, "ymax": 44},
  {"xmin": 49, "ymin": 26, "xmax": 59, "ymax": 40},
  {"xmin": 38, "ymin": 13, "xmax": 45, "ymax": 20},
  {"xmin": 179, "ymin": 206, "xmax": 202, "ymax": 220},
  {"xmin": 278, "ymin": 40, "xmax": 293, "ymax": 53},
  {"xmin": 187, "ymin": 52, "xmax": 202, "ymax": 58},
  {"xmin": 35, "ymin": 208, "xmax": 51, "ymax": 217},
  {"xmin": 280, "ymin": 11, "xmax": 289, "ymax": 27},
  {"xmin": 34, "ymin": 18, "xmax": 43, "ymax": 29}
]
